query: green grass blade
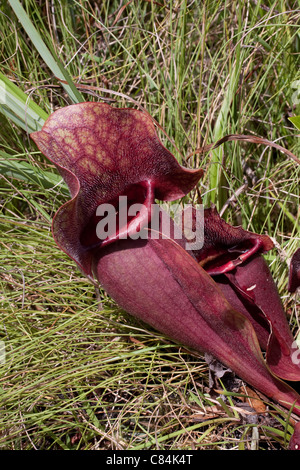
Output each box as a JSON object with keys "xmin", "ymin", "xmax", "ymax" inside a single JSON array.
[
  {"xmin": 0, "ymin": 150, "xmax": 69, "ymax": 195},
  {"xmin": 288, "ymin": 115, "xmax": 300, "ymax": 130},
  {"xmin": 207, "ymin": 32, "xmax": 243, "ymax": 211},
  {"xmin": 8, "ymin": 0, "xmax": 84, "ymax": 105},
  {"xmin": 0, "ymin": 72, "xmax": 48, "ymax": 132}
]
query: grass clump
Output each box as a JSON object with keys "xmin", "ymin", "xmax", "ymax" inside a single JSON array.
[{"xmin": 0, "ymin": 0, "xmax": 299, "ymax": 450}]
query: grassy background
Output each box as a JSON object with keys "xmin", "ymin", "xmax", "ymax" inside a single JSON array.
[{"xmin": 0, "ymin": 0, "xmax": 300, "ymax": 450}]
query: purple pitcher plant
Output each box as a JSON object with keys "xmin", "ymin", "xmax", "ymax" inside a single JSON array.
[
  {"xmin": 31, "ymin": 103, "xmax": 300, "ymax": 426},
  {"xmin": 289, "ymin": 248, "xmax": 300, "ymax": 294}
]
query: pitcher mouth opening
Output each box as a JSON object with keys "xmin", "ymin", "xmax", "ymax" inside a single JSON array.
[
  {"xmin": 200, "ymin": 238, "xmax": 265, "ymax": 276},
  {"xmin": 79, "ymin": 180, "xmax": 155, "ymax": 250}
]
